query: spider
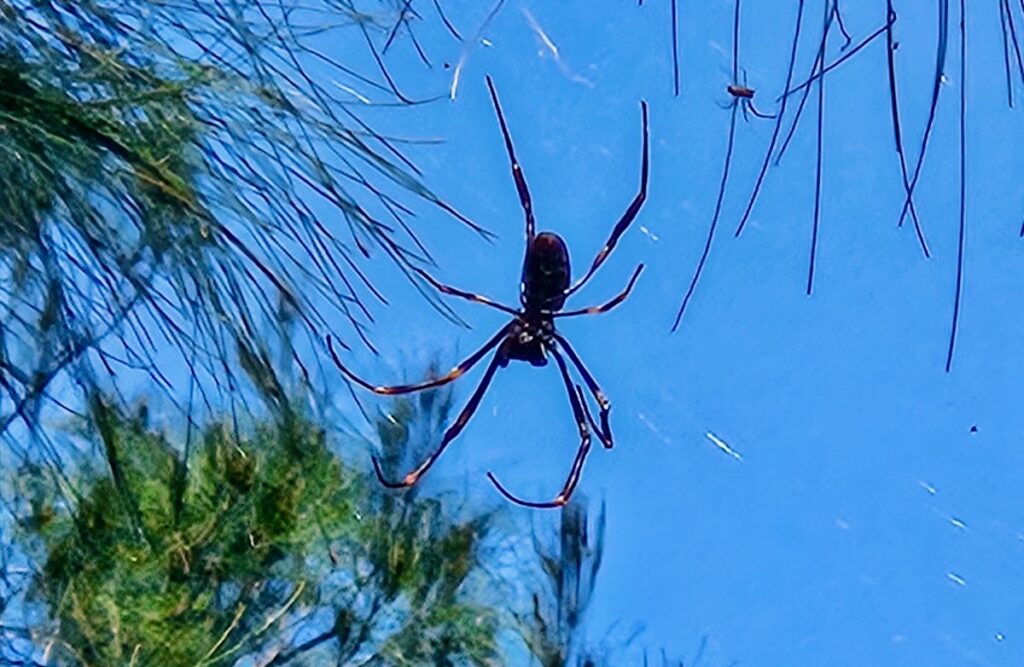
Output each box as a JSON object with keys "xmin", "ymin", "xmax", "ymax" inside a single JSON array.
[
  {"xmin": 717, "ymin": 70, "xmax": 776, "ymax": 121},
  {"xmin": 328, "ymin": 76, "xmax": 648, "ymax": 508}
]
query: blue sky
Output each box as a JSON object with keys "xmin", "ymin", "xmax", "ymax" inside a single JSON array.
[{"xmin": 316, "ymin": 1, "xmax": 1024, "ymax": 664}]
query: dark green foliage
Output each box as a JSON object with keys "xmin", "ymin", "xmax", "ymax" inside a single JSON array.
[
  {"xmin": 516, "ymin": 499, "xmax": 607, "ymax": 667},
  {"xmin": 514, "ymin": 499, "xmax": 720, "ymax": 666},
  {"xmin": 17, "ymin": 394, "xmax": 500, "ymax": 666}
]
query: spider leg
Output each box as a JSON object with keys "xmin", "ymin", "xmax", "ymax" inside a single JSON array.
[
  {"xmin": 746, "ymin": 100, "xmax": 777, "ymax": 120},
  {"xmin": 413, "ymin": 266, "xmax": 519, "ymax": 316},
  {"xmin": 574, "ymin": 384, "xmax": 604, "ymax": 445},
  {"xmin": 553, "ymin": 264, "xmax": 643, "ymax": 318},
  {"xmin": 550, "ymin": 333, "xmax": 613, "ymax": 449},
  {"xmin": 740, "ymin": 98, "xmax": 751, "ymax": 123},
  {"xmin": 485, "ymin": 76, "xmax": 536, "ymax": 248},
  {"xmin": 562, "ymin": 99, "xmax": 649, "ymax": 301},
  {"xmin": 375, "ymin": 347, "xmax": 507, "ymax": 488},
  {"xmin": 487, "ymin": 352, "xmax": 593, "ymax": 508},
  {"xmin": 326, "ymin": 323, "xmax": 510, "ymax": 395}
]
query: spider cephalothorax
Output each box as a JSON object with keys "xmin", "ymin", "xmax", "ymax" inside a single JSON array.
[
  {"xmin": 328, "ymin": 76, "xmax": 648, "ymax": 508},
  {"xmin": 505, "ymin": 315, "xmax": 555, "ymax": 367}
]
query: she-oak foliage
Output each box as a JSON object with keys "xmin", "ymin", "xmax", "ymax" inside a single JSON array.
[
  {"xmin": 0, "ymin": 0, "xmax": 479, "ymax": 437},
  {"xmin": 20, "ymin": 394, "xmax": 501, "ymax": 665}
]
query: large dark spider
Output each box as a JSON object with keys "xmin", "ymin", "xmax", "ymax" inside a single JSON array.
[{"xmin": 328, "ymin": 77, "xmax": 648, "ymax": 508}]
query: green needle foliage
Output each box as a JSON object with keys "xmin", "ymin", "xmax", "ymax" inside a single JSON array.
[
  {"xmin": 516, "ymin": 498, "xmax": 607, "ymax": 667},
  {"xmin": 0, "ymin": 0, "xmax": 483, "ymax": 438},
  {"xmin": 13, "ymin": 391, "xmax": 501, "ymax": 666}
]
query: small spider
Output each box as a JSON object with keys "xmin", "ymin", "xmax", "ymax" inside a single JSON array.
[
  {"xmin": 718, "ymin": 70, "xmax": 775, "ymax": 121},
  {"xmin": 328, "ymin": 76, "xmax": 649, "ymax": 508}
]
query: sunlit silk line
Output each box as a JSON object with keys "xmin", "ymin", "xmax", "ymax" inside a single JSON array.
[
  {"xmin": 706, "ymin": 432, "xmax": 742, "ymax": 461},
  {"xmin": 449, "ymin": 0, "xmax": 507, "ymax": 100},
  {"xmin": 522, "ymin": 8, "xmax": 594, "ymax": 87}
]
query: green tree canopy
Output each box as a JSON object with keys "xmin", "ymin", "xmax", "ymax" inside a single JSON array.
[{"xmin": 12, "ymin": 389, "xmax": 501, "ymax": 666}]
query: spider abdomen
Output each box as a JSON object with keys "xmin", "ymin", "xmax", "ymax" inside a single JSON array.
[{"xmin": 522, "ymin": 232, "xmax": 570, "ymax": 311}]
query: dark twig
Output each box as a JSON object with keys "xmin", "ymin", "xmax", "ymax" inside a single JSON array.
[
  {"xmin": 432, "ymin": 0, "xmax": 463, "ymax": 40},
  {"xmin": 734, "ymin": 0, "xmax": 805, "ymax": 237},
  {"xmin": 1000, "ymin": 0, "xmax": 1016, "ymax": 107},
  {"xmin": 672, "ymin": 0, "xmax": 742, "ymax": 330},
  {"xmin": 672, "ymin": 0, "xmax": 681, "ymax": 96},
  {"xmin": 945, "ymin": 0, "xmax": 967, "ymax": 373},
  {"xmin": 775, "ymin": 6, "xmax": 834, "ymax": 164},
  {"xmin": 885, "ymin": 0, "xmax": 929, "ymax": 256},
  {"xmin": 897, "ymin": 0, "xmax": 950, "ymax": 229},
  {"xmin": 807, "ymin": 0, "xmax": 827, "ymax": 296},
  {"xmin": 780, "ymin": 13, "xmax": 893, "ymax": 101}
]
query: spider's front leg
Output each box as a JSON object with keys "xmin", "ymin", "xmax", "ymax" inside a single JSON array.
[
  {"xmin": 326, "ymin": 323, "xmax": 510, "ymax": 395},
  {"xmin": 485, "ymin": 76, "xmax": 536, "ymax": 261},
  {"xmin": 553, "ymin": 264, "xmax": 644, "ymax": 318},
  {"xmin": 564, "ymin": 99, "xmax": 649, "ymax": 299},
  {"xmin": 412, "ymin": 266, "xmax": 519, "ymax": 316}
]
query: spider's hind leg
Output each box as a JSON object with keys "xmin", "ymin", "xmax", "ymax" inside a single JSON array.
[
  {"xmin": 487, "ymin": 349, "xmax": 594, "ymax": 508},
  {"xmin": 376, "ymin": 348, "xmax": 507, "ymax": 488},
  {"xmin": 550, "ymin": 333, "xmax": 614, "ymax": 449}
]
